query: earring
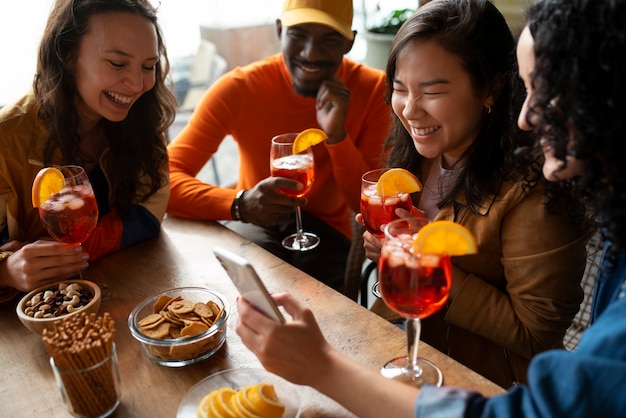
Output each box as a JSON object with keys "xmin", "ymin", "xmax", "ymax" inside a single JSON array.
[{"xmin": 486, "ymin": 105, "xmax": 492, "ymax": 114}]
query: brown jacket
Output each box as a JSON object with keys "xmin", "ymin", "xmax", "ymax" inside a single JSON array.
[{"xmin": 372, "ymin": 178, "xmax": 590, "ymax": 388}]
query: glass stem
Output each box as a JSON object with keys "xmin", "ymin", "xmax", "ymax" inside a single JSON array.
[
  {"xmin": 406, "ymin": 317, "xmax": 422, "ymax": 372},
  {"xmin": 294, "ymin": 207, "xmax": 306, "ymax": 243}
]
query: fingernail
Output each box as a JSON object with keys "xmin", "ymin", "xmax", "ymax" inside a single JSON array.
[{"xmin": 80, "ymin": 262, "xmax": 89, "ymax": 269}]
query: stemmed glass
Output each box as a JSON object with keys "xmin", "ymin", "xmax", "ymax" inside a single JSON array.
[
  {"xmin": 36, "ymin": 165, "xmax": 99, "ymax": 280},
  {"xmin": 360, "ymin": 168, "xmax": 414, "ymax": 238},
  {"xmin": 270, "ymin": 133, "xmax": 319, "ymax": 251},
  {"xmin": 378, "ymin": 217, "xmax": 451, "ymax": 387}
]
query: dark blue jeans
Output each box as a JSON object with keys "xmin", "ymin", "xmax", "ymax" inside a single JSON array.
[{"xmin": 225, "ymin": 212, "xmax": 350, "ymax": 292}]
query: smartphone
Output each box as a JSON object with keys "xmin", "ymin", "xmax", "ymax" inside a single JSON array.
[{"xmin": 213, "ymin": 247, "xmax": 285, "ymax": 323}]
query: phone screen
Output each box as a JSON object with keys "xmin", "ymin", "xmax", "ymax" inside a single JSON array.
[{"xmin": 213, "ymin": 247, "xmax": 285, "ymax": 323}]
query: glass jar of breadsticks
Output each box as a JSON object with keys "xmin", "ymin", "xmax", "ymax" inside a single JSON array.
[{"xmin": 43, "ymin": 312, "xmax": 120, "ymax": 418}]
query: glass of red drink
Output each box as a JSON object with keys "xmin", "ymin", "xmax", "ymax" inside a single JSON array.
[
  {"xmin": 378, "ymin": 217, "xmax": 452, "ymax": 387},
  {"xmin": 270, "ymin": 133, "xmax": 319, "ymax": 251},
  {"xmin": 37, "ymin": 165, "xmax": 99, "ymax": 279},
  {"xmin": 360, "ymin": 168, "xmax": 414, "ymax": 237}
]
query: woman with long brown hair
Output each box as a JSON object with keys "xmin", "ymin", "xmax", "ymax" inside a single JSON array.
[{"xmin": 0, "ymin": 0, "xmax": 177, "ymax": 300}]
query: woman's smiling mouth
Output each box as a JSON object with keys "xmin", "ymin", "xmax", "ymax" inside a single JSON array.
[
  {"xmin": 411, "ymin": 126, "xmax": 441, "ymax": 136},
  {"xmin": 106, "ymin": 91, "xmax": 132, "ymax": 104}
]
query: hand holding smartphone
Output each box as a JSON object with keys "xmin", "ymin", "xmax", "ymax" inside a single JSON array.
[{"xmin": 213, "ymin": 247, "xmax": 285, "ymax": 323}]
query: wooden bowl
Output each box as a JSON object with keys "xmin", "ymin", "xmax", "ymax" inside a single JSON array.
[{"xmin": 16, "ymin": 280, "xmax": 101, "ymax": 335}]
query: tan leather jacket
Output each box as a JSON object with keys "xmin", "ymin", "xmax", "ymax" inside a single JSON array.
[{"xmin": 373, "ymin": 178, "xmax": 590, "ymax": 388}]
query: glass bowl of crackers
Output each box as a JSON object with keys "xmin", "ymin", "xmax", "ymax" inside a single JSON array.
[{"xmin": 128, "ymin": 287, "xmax": 229, "ymax": 367}]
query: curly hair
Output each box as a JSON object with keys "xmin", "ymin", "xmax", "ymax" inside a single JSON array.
[
  {"xmin": 526, "ymin": 0, "xmax": 625, "ymax": 251},
  {"xmin": 33, "ymin": 0, "xmax": 177, "ymax": 215},
  {"xmin": 382, "ymin": 0, "xmax": 575, "ymax": 218}
]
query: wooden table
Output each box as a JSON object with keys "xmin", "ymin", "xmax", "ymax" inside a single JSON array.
[{"xmin": 0, "ymin": 216, "xmax": 504, "ymax": 417}]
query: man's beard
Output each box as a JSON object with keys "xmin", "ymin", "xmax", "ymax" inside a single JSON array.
[{"xmin": 292, "ymin": 82, "xmax": 318, "ymax": 98}]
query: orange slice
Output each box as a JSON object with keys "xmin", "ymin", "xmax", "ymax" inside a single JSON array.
[
  {"xmin": 196, "ymin": 391, "xmax": 214, "ymax": 418},
  {"xmin": 292, "ymin": 128, "xmax": 327, "ymax": 154},
  {"xmin": 413, "ymin": 220, "xmax": 477, "ymax": 256},
  {"xmin": 31, "ymin": 167, "xmax": 65, "ymax": 207},
  {"xmin": 210, "ymin": 387, "xmax": 238, "ymax": 418},
  {"xmin": 244, "ymin": 383, "xmax": 285, "ymax": 418},
  {"xmin": 376, "ymin": 168, "xmax": 422, "ymax": 197}
]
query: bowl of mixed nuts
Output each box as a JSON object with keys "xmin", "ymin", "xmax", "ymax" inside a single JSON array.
[{"xmin": 16, "ymin": 280, "xmax": 101, "ymax": 335}]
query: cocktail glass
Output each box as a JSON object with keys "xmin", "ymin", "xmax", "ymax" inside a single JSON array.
[
  {"xmin": 378, "ymin": 217, "xmax": 451, "ymax": 387},
  {"xmin": 360, "ymin": 168, "xmax": 414, "ymax": 237},
  {"xmin": 36, "ymin": 165, "xmax": 98, "ymax": 280},
  {"xmin": 270, "ymin": 133, "xmax": 319, "ymax": 251}
]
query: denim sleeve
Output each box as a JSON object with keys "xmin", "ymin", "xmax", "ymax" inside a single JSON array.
[
  {"xmin": 416, "ymin": 297, "xmax": 626, "ymax": 418},
  {"xmin": 415, "ymin": 386, "xmax": 476, "ymax": 418}
]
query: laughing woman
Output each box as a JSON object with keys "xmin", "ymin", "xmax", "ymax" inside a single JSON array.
[
  {"xmin": 0, "ymin": 0, "xmax": 176, "ymax": 301},
  {"xmin": 360, "ymin": 0, "xmax": 591, "ymax": 387}
]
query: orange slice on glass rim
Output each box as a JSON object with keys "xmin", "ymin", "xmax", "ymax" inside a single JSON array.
[
  {"xmin": 31, "ymin": 166, "xmax": 65, "ymax": 207},
  {"xmin": 413, "ymin": 220, "xmax": 477, "ymax": 256},
  {"xmin": 292, "ymin": 128, "xmax": 328, "ymax": 154},
  {"xmin": 376, "ymin": 168, "xmax": 422, "ymax": 197}
]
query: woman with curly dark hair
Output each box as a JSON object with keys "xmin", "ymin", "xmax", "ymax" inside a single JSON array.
[
  {"xmin": 0, "ymin": 0, "xmax": 177, "ymax": 300},
  {"xmin": 235, "ymin": 0, "xmax": 626, "ymax": 416},
  {"xmin": 360, "ymin": 0, "xmax": 590, "ymax": 387},
  {"xmin": 519, "ymin": 0, "xmax": 626, "ymax": 331}
]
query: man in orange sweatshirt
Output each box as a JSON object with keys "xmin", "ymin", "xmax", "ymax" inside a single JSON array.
[{"xmin": 167, "ymin": 0, "xmax": 391, "ymax": 290}]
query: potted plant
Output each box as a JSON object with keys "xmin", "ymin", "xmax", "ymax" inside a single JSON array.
[{"xmin": 363, "ymin": 5, "xmax": 416, "ymax": 69}]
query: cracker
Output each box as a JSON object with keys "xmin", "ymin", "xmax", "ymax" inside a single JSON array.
[
  {"xmin": 153, "ymin": 295, "xmax": 173, "ymax": 313},
  {"xmin": 138, "ymin": 313, "xmax": 165, "ymax": 329},
  {"xmin": 141, "ymin": 321, "xmax": 171, "ymax": 339},
  {"xmin": 169, "ymin": 299, "xmax": 195, "ymax": 315},
  {"xmin": 193, "ymin": 302, "xmax": 213, "ymax": 318},
  {"xmin": 181, "ymin": 321, "xmax": 209, "ymax": 337}
]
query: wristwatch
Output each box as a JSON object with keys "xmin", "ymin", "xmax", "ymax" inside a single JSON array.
[{"xmin": 231, "ymin": 189, "xmax": 247, "ymax": 222}]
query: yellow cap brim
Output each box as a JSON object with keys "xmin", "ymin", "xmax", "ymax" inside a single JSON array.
[{"xmin": 281, "ymin": 8, "xmax": 354, "ymax": 41}]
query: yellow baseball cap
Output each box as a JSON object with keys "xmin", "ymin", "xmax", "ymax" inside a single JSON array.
[{"xmin": 281, "ymin": 0, "xmax": 354, "ymax": 41}]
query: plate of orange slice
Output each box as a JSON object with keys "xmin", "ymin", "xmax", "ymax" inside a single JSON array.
[{"xmin": 177, "ymin": 368, "xmax": 301, "ymax": 418}]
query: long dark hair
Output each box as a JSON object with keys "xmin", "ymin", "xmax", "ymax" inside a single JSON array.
[
  {"xmin": 34, "ymin": 0, "xmax": 177, "ymax": 215},
  {"xmin": 526, "ymin": 0, "xmax": 626, "ymax": 250},
  {"xmin": 383, "ymin": 0, "xmax": 538, "ymax": 215}
]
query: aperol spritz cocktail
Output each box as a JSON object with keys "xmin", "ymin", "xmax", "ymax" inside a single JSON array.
[
  {"xmin": 39, "ymin": 183, "xmax": 98, "ymax": 244},
  {"xmin": 378, "ymin": 217, "xmax": 452, "ymax": 387},
  {"xmin": 33, "ymin": 165, "xmax": 99, "ymax": 280},
  {"xmin": 271, "ymin": 154, "xmax": 314, "ymax": 198},
  {"xmin": 270, "ymin": 133, "xmax": 319, "ymax": 251},
  {"xmin": 360, "ymin": 168, "xmax": 414, "ymax": 237}
]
